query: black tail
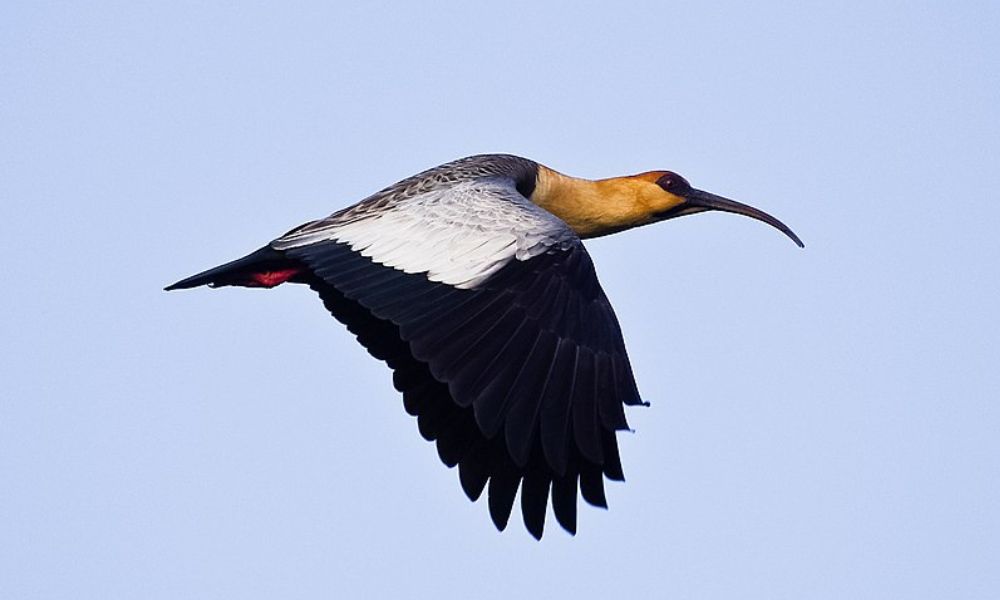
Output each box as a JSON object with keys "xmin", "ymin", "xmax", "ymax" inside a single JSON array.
[{"xmin": 165, "ymin": 246, "xmax": 299, "ymax": 291}]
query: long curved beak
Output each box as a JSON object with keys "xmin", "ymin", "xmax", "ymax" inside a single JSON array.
[{"xmin": 682, "ymin": 188, "xmax": 804, "ymax": 248}]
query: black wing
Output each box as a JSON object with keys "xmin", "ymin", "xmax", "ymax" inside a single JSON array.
[{"xmin": 286, "ymin": 239, "xmax": 645, "ymax": 539}]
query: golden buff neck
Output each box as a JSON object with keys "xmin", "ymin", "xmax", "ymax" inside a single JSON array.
[{"xmin": 531, "ymin": 166, "xmax": 675, "ymax": 239}]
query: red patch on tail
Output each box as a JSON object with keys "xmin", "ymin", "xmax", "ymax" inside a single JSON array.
[{"xmin": 248, "ymin": 268, "xmax": 301, "ymax": 288}]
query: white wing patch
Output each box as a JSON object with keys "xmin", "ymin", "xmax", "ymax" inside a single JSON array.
[{"xmin": 271, "ymin": 179, "xmax": 576, "ymax": 289}]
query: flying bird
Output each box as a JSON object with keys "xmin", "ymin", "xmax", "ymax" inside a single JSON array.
[{"xmin": 166, "ymin": 154, "xmax": 802, "ymax": 539}]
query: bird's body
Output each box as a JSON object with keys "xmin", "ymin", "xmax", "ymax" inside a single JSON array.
[{"xmin": 167, "ymin": 154, "xmax": 802, "ymax": 539}]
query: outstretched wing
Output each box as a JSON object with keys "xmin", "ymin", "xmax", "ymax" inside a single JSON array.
[{"xmin": 275, "ymin": 176, "xmax": 646, "ymax": 538}]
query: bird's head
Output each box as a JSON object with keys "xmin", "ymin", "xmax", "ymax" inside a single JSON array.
[
  {"xmin": 534, "ymin": 165, "xmax": 803, "ymax": 247},
  {"xmin": 623, "ymin": 170, "xmax": 803, "ymax": 247},
  {"xmin": 531, "ymin": 166, "xmax": 803, "ymax": 247}
]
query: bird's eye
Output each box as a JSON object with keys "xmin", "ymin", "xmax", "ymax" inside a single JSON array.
[{"xmin": 656, "ymin": 172, "xmax": 691, "ymax": 194}]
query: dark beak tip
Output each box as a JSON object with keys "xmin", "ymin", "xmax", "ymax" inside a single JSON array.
[{"xmin": 685, "ymin": 188, "xmax": 804, "ymax": 250}]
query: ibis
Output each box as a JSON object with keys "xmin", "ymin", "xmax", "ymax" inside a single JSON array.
[{"xmin": 166, "ymin": 154, "xmax": 803, "ymax": 539}]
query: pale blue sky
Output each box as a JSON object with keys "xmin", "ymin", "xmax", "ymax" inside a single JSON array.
[{"xmin": 2, "ymin": 2, "xmax": 998, "ymax": 598}]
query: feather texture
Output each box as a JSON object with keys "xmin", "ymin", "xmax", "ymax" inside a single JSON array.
[{"xmin": 236, "ymin": 156, "xmax": 645, "ymax": 537}]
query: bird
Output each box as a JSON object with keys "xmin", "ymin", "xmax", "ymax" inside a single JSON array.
[{"xmin": 166, "ymin": 154, "xmax": 803, "ymax": 539}]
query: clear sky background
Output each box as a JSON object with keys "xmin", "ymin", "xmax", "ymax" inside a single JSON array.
[{"xmin": 2, "ymin": 2, "xmax": 998, "ymax": 598}]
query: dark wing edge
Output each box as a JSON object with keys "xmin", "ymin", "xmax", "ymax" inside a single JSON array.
[{"xmin": 288, "ymin": 239, "xmax": 645, "ymax": 539}]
